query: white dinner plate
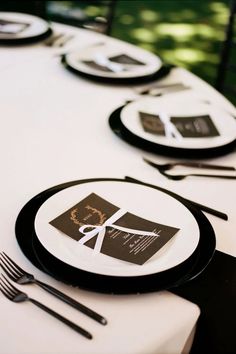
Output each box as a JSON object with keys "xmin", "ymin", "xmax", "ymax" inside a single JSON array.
[
  {"xmin": 0, "ymin": 12, "xmax": 50, "ymax": 41},
  {"xmin": 120, "ymin": 94, "xmax": 236, "ymax": 150},
  {"xmin": 35, "ymin": 180, "xmax": 200, "ymax": 277},
  {"xmin": 64, "ymin": 40, "xmax": 162, "ymax": 80}
]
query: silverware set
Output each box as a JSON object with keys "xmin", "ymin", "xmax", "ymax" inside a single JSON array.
[
  {"xmin": 134, "ymin": 82, "xmax": 190, "ymax": 97},
  {"xmin": 143, "ymin": 157, "xmax": 236, "ymax": 181},
  {"xmin": 54, "ymin": 41, "xmax": 106, "ymax": 58},
  {"xmin": 0, "ymin": 274, "xmax": 92, "ymax": 339},
  {"xmin": 44, "ymin": 32, "xmax": 74, "ymax": 47},
  {"xmin": 0, "ymin": 252, "xmax": 107, "ymax": 339}
]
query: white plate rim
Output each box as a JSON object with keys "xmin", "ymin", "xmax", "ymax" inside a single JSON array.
[
  {"xmin": 34, "ymin": 180, "xmax": 200, "ymax": 277},
  {"xmin": 65, "ymin": 42, "xmax": 162, "ymax": 79},
  {"xmin": 120, "ymin": 95, "xmax": 236, "ymax": 149}
]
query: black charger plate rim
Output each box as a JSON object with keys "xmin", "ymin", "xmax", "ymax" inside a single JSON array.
[
  {"xmin": 61, "ymin": 54, "xmax": 174, "ymax": 85},
  {"xmin": 15, "ymin": 178, "xmax": 215, "ymax": 294},
  {"xmin": 109, "ymin": 106, "xmax": 236, "ymax": 158},
  {"xmin": 0, "ymin": 27, "xmax": 52, "ymax": 45},
  {"xmin": 0, "ymin": 12, "xmax": 52, "ymax": 45}
]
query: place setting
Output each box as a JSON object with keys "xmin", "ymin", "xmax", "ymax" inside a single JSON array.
[
  {"xmin": 13, "ymin": 176, "xmax": 218, "ymax": 298},
  {"xmin": 60, "ymin": 39, "xmax": 174, "ymax": 84},
  {"xmin": 0, "ymin": 12, "xmax": 52, "ymax": 44},
  {"xmin": 109, "ymin": 90, "xmax": 236, "ymax": 158},
  {"xmin": 141, "ymin": 157, "xmax": 236, "ymax": 180}
]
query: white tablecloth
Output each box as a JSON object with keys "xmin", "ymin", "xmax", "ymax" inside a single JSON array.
[{"xmin": 0, "ymin": 22, "xmax": 235, "ymax": 354}]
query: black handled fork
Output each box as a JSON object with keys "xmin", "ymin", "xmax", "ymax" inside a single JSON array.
[
  {"xmin": 0, "ymin": 252, "xmax": 107, "ymax": 325},
  {"xmin": 0, "ymin": 274, "xmax": 92, "ymax": 339}
]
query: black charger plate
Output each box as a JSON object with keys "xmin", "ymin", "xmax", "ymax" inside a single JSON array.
[
  {"xmin": 62, "ymin": 55, "xmax": 174, "ymax": 85},
  {"xmin": 0, "ymin": 27, "xmax": 52, "ymax": 45},
  {"xmin": 109, "ymin": 106, "xmax": 236, "ymax": 158},
  {"xmin": 15, "ymin": 178, "xmax": 215, "ymax": 294},
  {"xmin": 0, "ymin": 12, "xmax": 52, "ymax": 45}
]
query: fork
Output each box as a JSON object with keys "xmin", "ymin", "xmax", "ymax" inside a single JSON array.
[
  {"xmin": 54, "ymin": 41, "xmax": 105, "ymax": 58},
  {"xmin": 53, "ymin": 34, "xmax": 74, "ymax": 47},
  {"xmin": 158, "ymin": 169, "xmax": 236, "ymax": 180},
  {"xmin": 44, "ymin": 32, "xmax": 64, "ymax": 46},
  {"xmin": 134, "ymin": 82, "xmax": 189, "ymax": 96},
  {"xmin": 0, "ymin": 252, "xmax": 107, "ymax": 325},
  {"xmin": 0, "ymin": 274, "xmax": 92, "ymax": 339},
  {"xmin": 44, "ymin": 33, "xmax": 74, "ymax": 47},
  {"xmin": 143, "ymin": 157, "xmax": 236, "ymax": 172}
]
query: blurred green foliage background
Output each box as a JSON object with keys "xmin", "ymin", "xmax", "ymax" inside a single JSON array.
[
  {"xmin": 111, "ymin": 0, "xmax": 230, "ymax": 87},
  {"xmin": 48, "ymin": 1, "xmax": 231, "ymax": 89}
]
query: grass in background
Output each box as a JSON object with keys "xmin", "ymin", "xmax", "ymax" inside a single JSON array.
[
  {"xmin": 48, "ymin": 1, "xmax": 233, "ymax": 101},
  {"xmin": 111, "ymin": 0, "xmax": 230, "ymax": 87}
]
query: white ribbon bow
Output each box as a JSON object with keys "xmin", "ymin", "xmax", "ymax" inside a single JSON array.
[
  {"xmin": 94, "ymin": 53, "xmax": 124, "ymax": 73},
  {"xmin": 78, "ymin": 208, "xmax": 158, "ymax": 254},
  {"xmin": 159, "ymin": 111, "xmax": 182, "ymax": 140}
]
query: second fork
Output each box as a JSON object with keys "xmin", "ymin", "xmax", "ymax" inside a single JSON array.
[
  {"xmin": 0, "ymin": 274, "xmax": 92, "ymax": 339},
  {"xmin": 0, "ymin": 252, "xmax": 107, "ymax": 325},
  {"xmin": 143, "ymin": 157, "xmax": 236, "ymax": 172}
]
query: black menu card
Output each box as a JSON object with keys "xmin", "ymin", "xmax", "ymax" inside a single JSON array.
[
  {"xmin": 50, "ymin": 193, "xmax": 180, "ymax": 265},
  {"xmin": 139, "ymin": 111, "xmax": 220, "ymax": 138}
]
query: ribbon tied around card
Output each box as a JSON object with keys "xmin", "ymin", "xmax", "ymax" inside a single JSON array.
[
  {"xmin": 159, "ymin": 111, "xmax": 182, "ymax": 140},
  {"xmin": 78, "ymin": 208, "xmax": 159, "ymax": 254}
]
